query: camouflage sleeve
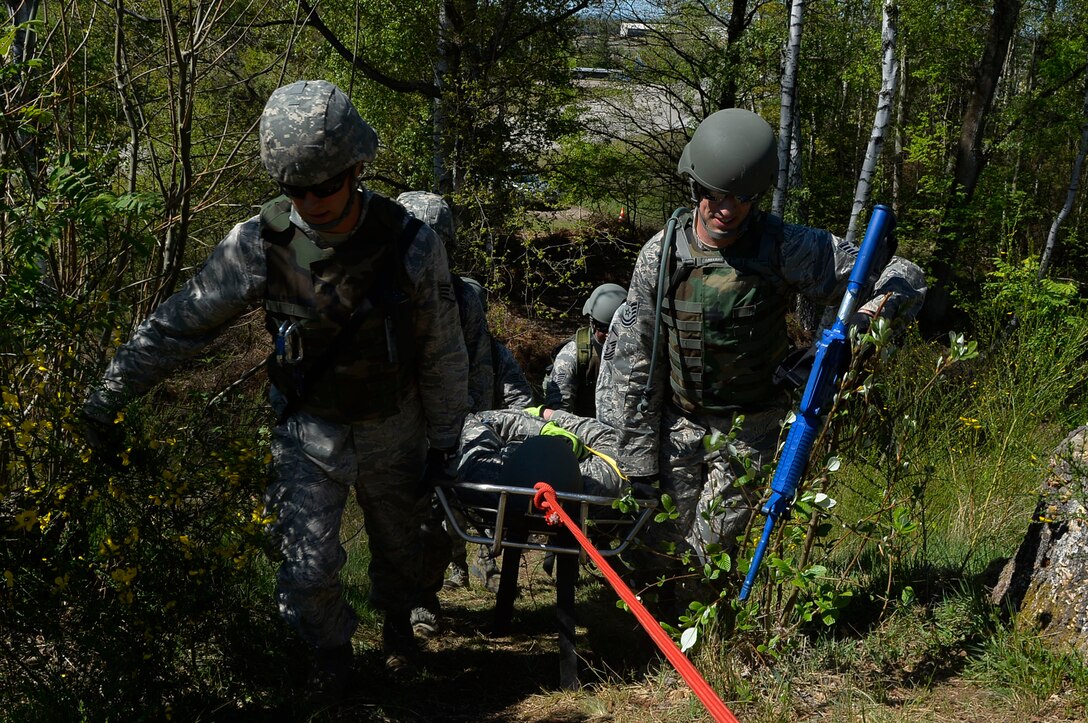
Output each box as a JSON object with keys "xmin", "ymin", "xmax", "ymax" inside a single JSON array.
[
  {"xmin": 493, "ymin": 341, "xmax": 534, "ymax": 409},
  {"xmin": 596, "ymin": 235, "xmax": 667, "ymax": 477},
  {"xmin": 542, "ymin": 340, "xmax": 579, "ymax": 411},
  {"xmin": 458, "ymin": 283, "xmax": 495, "ymax": 413},
  {"xmin": 779, "ymin": 223, "xmax": 927, "ymax": 327},
  {"xmin": 456, "ymin": 412, "xmax": 505, "ymax": 487},
  {"xmin": 85, "ymin": 217, "xmax": 267, "ymax": 420},
  {"xmin": 547, "ymin": 410, "xmax": 619, "ymax": 459},
  {"xmin": 404, "ymin": 223, "xmax": 470, "ymax": 449}
]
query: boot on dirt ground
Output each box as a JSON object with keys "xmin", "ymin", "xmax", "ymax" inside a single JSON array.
[
  {"xmin": 409, "ymin": 592, "xmax": 441, "ymax": 639},
  {"xmin": 307, "ymin": 642, "xmax": 353, "ymax": 708},
  {"xmin": 382, "ymin": 611, "xmax": 419, "ymax": 673},
  {"xmin": 443, "ymin": 561, "xmax": 469, "ymax": 589},
  {"xmin": 470, "ymin": 546, "xmax": 502, "ymax": 594}
]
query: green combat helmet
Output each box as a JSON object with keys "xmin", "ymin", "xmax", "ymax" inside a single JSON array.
[
  {"xmin": 397, "ymin": 192, "xmax": 455, "ymax": 248},
  {"xmin": 676, "ymin": 108, "xmax": 777, "ymax": 199},
  {"xmin": 583, "ymin": 283, "xmax": 627, "ymax": 327},
  {"xmin": 259, "ymin": 80, "xmax": 378, "ymax": 187}
]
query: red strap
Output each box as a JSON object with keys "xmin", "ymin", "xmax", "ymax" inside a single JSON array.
[{"xmin": 532, "ymin": 482, "xmax": 740, "ymax": 723}]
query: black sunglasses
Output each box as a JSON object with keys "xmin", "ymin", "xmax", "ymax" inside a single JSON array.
[
  {"xmin": 697, "ymin": 185, "xmax": 756, "ymax": 205},
  {"xmin": 279, "ymin": 168, "xmax": 353, "ymax": 199}
]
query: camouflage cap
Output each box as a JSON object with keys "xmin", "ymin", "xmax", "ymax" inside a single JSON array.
[
  {"xmin": 460, "ymin": 276, "xmax": 486, "ymax": 314},
  {"xmin": 397, "ymin": 191, "xmax": 455, "ymax": 247},
  {"xmin": 259, "ymin": 80, "xmax": 378, "ymax": 186}
]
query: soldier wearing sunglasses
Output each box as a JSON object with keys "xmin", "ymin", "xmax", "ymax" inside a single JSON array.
[
  {"xmin": 595, "ymin": 108, "xmax": 927, "ymax": 610},
  {"xmin": 82, "ymin": 80, "xmax": 469, "ymax": 704}
]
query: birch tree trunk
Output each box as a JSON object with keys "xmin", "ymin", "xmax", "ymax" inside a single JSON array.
[
  {"xmin": 845, "ymin": 0, "xmax": 898, "ymax": 246},
  {"xmin": 1038, "ymin": 74, "xmax": 1088, "ymax": 279},
  {"xmin": 772, "ymin": 0, "xmax": 804, "ymax": 217},
  {"xmin": 433, "ymin": 1, "xmax": 452, "ymax": 194}
]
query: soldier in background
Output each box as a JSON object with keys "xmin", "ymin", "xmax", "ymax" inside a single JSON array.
[
  {"xmin": 82, "ymin": 81, "xmax": 469, "ymax": 704},
  {"xmin": 397, "ymin": 193, "xmax": 534, "ymax": 595},
  {"xmin": 543, "ymin": 283, "xmax": 626, "ymax": 418}
]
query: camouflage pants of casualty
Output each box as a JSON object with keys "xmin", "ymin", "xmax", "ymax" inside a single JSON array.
[
  {"xmin": 263, "ymin": 390, "xmax": 450, "ymax": 650},
  {"xmin": 641, "ymin": 402, "xmax": 786, "ymax": 581}
]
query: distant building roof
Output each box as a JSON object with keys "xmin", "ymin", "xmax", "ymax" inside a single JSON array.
[
  {"xmin": 620, "ymin": 22, "xmax": 650, "ymax": 37},
  {"xmin": 572, "ymin": 67, "xmax": 623, "ymax": 80}
]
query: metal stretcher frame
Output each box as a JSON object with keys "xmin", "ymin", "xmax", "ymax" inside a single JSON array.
[
  {"xmin": 435, "ymin": 478, "xmax": 658, "ymax": 689},
  {"xmin": 434, "ymin": 481, "xmax": 657, "ymax": 559}
]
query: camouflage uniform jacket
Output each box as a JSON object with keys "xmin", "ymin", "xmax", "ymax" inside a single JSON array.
[
  {"xmin": 455, "ymin": 277, "xmax": 495, "ymax": 413},
  {"xmin": 492, "ymin": 340, "xmax": 534, "ymax": 409},
  {"xmin": 86, "ymin": 190, "xmax": 469, "ymax": 449},
  {"xmin": 600, "ymin": 210, "xmax": 926, "ymax": 477},
  {"xmin": 459, "ymin": 409, "xmax": 625, "ymax": 497},
  {"xmin": 542, "ymin": 328, "xmax": 601, "ymax": 416}
]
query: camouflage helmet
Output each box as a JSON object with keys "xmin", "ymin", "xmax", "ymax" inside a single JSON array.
[
  {"xmin": 259, "ymin": 80, "xmax": 378, "ymax": 186},
  {"xmin": 677, "ymin": 108, "xmax": 778, "ymax": 198},
  {"xmin": 397, "ymin": 191, "xmax": 455, "ymax": 247},
  {"xmin": 460, "ymin": 276, "xmax": 486, "ymax": 314},
  {"xmin": 582, "ymin": 283, "xmax": 627, "ymax": 326},
  {"xmin": 499, "ymin": 435, "xmax": 583, "ymax": 495}
]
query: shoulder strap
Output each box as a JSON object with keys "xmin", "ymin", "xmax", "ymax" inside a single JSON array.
[
  {"xmin": 273, "ymin": 204, "xmax": 423, "ymax": 424},
  {"xmin": 259, "ymin": 196, "xmax": 295, "ymax": 247},
  {"xmin": 574, "ymin": 325, "xmax": 592, "ymax": 371}
]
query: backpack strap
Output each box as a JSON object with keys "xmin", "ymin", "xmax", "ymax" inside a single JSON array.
[{"xmin": 272, "ymin": 202, "xmax": 423, "ymax": 424}]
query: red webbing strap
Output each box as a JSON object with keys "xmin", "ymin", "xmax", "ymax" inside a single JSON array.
[{"xmin": 532, "ymin": 482, "xmax": 740, "ymax": 723}]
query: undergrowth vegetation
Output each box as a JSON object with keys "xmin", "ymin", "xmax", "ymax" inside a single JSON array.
[{"xmin": 3, "ymin": 152, "xmax": 1088, "ymax": 723}]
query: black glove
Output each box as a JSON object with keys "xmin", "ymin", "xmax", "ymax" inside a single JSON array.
[
  {"xmin": 773, "ymin": 345, "xmax": 816, "ymax": 391},
  {"xmin": 627, "ymin": 474, "xmax": 660, "ymax": 502},
  {"xmin": 424, "ymin": 446, "xmax": 460, "ymax": 485},
  {"xmin": 79, "ymin": 410, "xmax": 127, "ymax": 468}
]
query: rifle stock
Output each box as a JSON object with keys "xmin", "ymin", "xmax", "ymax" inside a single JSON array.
[{"xmin": 739, "ymin": 204, "xmax": 894, "ymax": 601}]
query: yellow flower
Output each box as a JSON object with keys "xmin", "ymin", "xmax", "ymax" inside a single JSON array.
[{"xmin": 11, "ymin": 508, "xmax": 38, "ymax": 533}]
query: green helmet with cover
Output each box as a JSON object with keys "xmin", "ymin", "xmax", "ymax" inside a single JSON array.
[
  {"xmin": 397, "ymin": 191, "xmax": 455, "ymax": 247},
  {"xmin": 676, "ymin": 108, "xmax": 778, "ymax": 199},
  {"xmin": 259, "ymin": 80, "xmax": 378, "ymax": 186},
  {"xmin": 583, "ymin": 283, "xmax": 627, "ymax": 327}
]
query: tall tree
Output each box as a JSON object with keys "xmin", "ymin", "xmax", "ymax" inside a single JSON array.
[
  {"xmin": 924, "ymin": 0, "xmax": 1023, "ymax": 331},
  {"xmin": 1038, "ymin": 73, "xmax": 1088, "ymax": 280},
  {"xmin": 772, "ymin": 0, "xmax": 804, "ymax": 217},
  {"xmin": 844, "ymin": 0, "xmax": 898, "ymax": 245}
]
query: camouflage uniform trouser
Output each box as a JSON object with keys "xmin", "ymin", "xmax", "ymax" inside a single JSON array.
[
  {"xmin": 264, "ymin": 389, "xmax": 450, "ymax": 650},
  {"xmin": 634, "ymin": 402, "xmax": 785, "ymax": 592}
]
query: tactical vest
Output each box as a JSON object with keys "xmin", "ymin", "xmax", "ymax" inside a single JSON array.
[
  {"xmin": 261, "ymin": 194, "xmax": 420, "ymax": 424},
  {"xmin": 660, "ymin": 211, "xmax": 790, "ymax": 413},
  {"xmin": 545, "ymin": 325, "xmax": 599, "ymax": 417}
]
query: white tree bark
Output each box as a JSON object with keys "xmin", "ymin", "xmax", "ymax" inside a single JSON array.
[
  {"xmin": 845, "ymin": 0, "xmax": 898, "ymax": 245},
  {"xmin": 1038, "ymin": 75, "xmax": 1088, "ymax": 280},
  {"xmin": 772, "ymin": 0, "xmax": 804, "ymax": 217}
]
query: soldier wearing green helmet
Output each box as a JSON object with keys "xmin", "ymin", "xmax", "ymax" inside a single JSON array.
[
  {"xmin": 82, "ymin": 80, "xmax": 469, "ymax": 704},
  {"xmin": 542, "ymin": 282, "xmax": 627, "ymax": 418},
  {"xmin": 595, "ymin": 108, "xmax": 927, "ymax": 606}
]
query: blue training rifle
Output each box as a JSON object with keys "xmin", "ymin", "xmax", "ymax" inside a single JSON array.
[{"xmin": 739, "ymin": 204, "xmax": 895, "ymax": 602}]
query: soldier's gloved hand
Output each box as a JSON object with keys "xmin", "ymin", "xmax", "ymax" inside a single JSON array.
[
  {"xmin": 524, "ymin": 405, "xmax": 544, "ymax": 417},
  {"xmin": 540, "ymin": 422, "xmax": 586, "ymax": 460},
  {"xmin": 424, "ymin": 446, "xmax": 460, "ymax": 485},
  {"xmin": 773, "ymin": 345, "xmax": 816, "ymax": 390},
  {"xmin": 848, "ymin": 311, "xmax": 873, "ymax": 336},
  {"xmin": 79, "ymin": 409, "xmax": 127, "ymax": 468},
  {"xmin": 626, "ymin": 474, "xmax": 660, "ymax": 501}
]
